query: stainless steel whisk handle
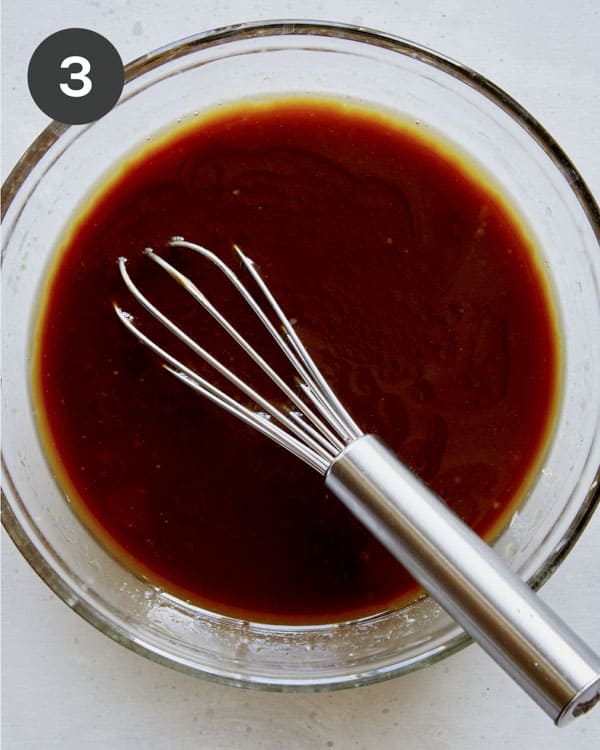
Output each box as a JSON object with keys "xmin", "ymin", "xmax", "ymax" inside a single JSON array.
[{"xmin": 326, "ymin": 435, "xmax": 600, "ymax": 726}]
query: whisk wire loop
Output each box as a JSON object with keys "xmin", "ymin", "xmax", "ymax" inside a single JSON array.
[
  {"xmin": 115, "ymin": 240, "xmax": 363, "ymax": 473},
  {"xmin": 231, "ymin": 243, "xmax": 362, "ymax": 441},
  {"xmin": 169, "ymin": 239, "xmax": 360, "ymax": 446}
]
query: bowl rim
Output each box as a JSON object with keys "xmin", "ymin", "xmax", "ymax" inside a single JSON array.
[{"xmin": 2, "ymin": 18, "xmax": 599, "ymax": 690}]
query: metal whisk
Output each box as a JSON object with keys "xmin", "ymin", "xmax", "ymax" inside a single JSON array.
[{"xmin": 115, "ymin": 238, "xmax": 600, "ymax": 725}]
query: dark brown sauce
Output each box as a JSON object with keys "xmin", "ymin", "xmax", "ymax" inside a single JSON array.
[{"xmin": 34, "ymin": 98, "xmax": 559, "ymax": 623}]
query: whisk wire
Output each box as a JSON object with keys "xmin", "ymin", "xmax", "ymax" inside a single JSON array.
[
  {"xmin": 143, "ymin": 249, "xmax": 342, "ymax": 457},
  {"xmin": 170, "ymin": 239, "xmax": 358, "ymax": 446},
  {"xmin": 155, "ymin": 238, "xmax": 352, "ymax": 455},
  {"xmin": 232, "ymin": 243, "xmax": 362, "ymax": 442},
  {"xmin": 116, "ymin": 256, "xmax": 340, "ymax": 464},
  {"xmin": 115, "ymin": 240, "xmax": 365, "ymax": 472}
]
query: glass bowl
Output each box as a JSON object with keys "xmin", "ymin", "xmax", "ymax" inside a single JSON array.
[{"xmin": 2, "ymin": 20, "xmax": 599, "ymax": 690}]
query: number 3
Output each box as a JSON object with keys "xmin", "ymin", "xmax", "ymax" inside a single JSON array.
[{"xmin": 60, "ymin": 55, "xmax": 92, "ymax": 98}]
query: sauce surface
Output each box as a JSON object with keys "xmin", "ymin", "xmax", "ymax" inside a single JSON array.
[{"xmin": 34, "ymin": 99, "xmax": 559, "ymax": 623}]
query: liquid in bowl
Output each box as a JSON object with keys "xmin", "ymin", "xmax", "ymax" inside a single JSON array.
[{"xmin": 32, "ymin": 96, "xmax": 560, "ymax": 624}]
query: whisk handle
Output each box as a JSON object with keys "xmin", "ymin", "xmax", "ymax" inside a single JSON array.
[{"xmin": 325, "ymin": 435, "xmax": 600, "ymax": 725}]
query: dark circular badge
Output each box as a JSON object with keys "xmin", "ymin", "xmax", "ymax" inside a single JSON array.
[{"xmin": 28, "ymin": 28, "xmax": 124, "ymax": 125}]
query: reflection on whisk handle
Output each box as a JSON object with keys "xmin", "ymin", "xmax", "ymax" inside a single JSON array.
[{"xmin": 326, "ymin": 435, "xmax": 600, "ymax": 726}]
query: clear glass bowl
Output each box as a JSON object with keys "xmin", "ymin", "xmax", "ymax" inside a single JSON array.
[{"xmin": 2, "ymin": 21, "xmax": 599, "ymax": 690}]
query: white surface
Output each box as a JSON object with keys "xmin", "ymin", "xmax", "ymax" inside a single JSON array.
[{"xmin": 1, "ymin": 1, "xmax": 599, "ymax": 748}]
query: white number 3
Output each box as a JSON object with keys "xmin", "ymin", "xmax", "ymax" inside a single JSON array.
[{"xmin": 60, "ymin": 55, "xmax": 92, "ymax": 98}]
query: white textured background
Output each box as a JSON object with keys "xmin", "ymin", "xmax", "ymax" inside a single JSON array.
[{"xmin": 2, "ymin": 1, "xmax": 599, "ymax": 748}]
